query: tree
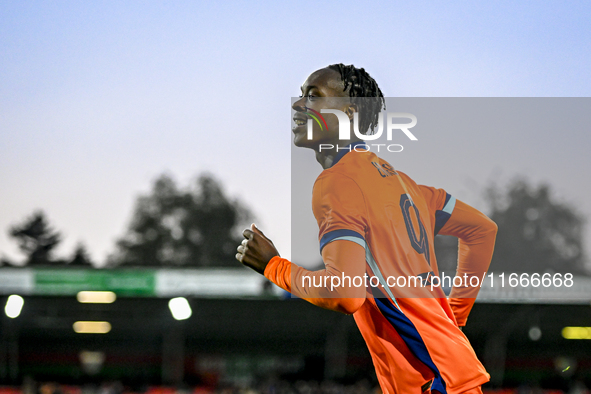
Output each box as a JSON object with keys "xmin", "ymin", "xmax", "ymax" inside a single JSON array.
[
  {"xmin": 485, "ymin": 179, "xmax": 586, "ymax": 274},
  {"xmin": 69, "ymin": 243, "xmax": 94, "ymax": 267},
  {"xmin": 9, "ymin": 211, "xmax": 62, "ymax": 266},
  {"xmin": 434, "ymin": 178, "xmax": 587, "ymax": 276},
  {"xmin": 109, "ymin": 173, "xmax": 252, "ymax": 267}
]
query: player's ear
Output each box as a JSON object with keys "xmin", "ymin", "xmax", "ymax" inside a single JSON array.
[{"xmin": 344, "ymin": 103, "xmax": 357, "ymax": 122}]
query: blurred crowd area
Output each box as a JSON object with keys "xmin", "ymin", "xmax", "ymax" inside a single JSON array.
[{"xmin": 0, "ymin": 380, "xmax": 590, "ymax": 394}]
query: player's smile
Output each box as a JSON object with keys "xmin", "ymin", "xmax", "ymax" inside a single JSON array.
[
  {"xmin": 291, "ymin": 112, "xmax": 309, "ymax": 146},
  {"xmin": 292, "ymin": 112, "xmax": 308, "ymax": 131}
]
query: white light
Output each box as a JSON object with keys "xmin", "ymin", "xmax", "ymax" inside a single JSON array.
[
  {"xmin": 77, "ymin": 291, "xmax": 116, "ymax": 303},
  {"xmin": 79, "ymin": 351, "xmax": 105, "ymax": 375},
  {"xmin": 73, "ymin": 321, "xmax": 112, "ymax": 334},
  {"xmin": 168, "ymin": 297, "xmax": 192, "ymax": 320},
  {"xmin": 528, "ymin": 326, "xmax": 542, "ymax": 341},
  {"xmin": 5, "ymin": 295, "xmax": 24, "ymax": 318}
]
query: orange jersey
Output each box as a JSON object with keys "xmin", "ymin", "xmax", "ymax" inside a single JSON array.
[{"xmin": 265, "ymin": 143, "xmax": 497, "ymax": 394}]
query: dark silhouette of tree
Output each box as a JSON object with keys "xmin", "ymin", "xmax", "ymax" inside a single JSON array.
[
  {"xmin": 486, "ymin": 179, "xmax": 586, "ymax": 274},
  {"xmin": 69, "ymin": 243, "xmax": 94, "ymax": 267},
  {"xmin": 9, "ymin": 211, "xmax": 62, "ymax": 266},
  {"xmin": 435, "ymin": 178, "xmax": 587, "ymax": 276},
  {"xmin": 109, "ymin": 173, "xmax": 252, "ymax": 267}
]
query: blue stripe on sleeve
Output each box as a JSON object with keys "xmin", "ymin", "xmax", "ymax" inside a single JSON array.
[
  {"xmin": 434, "ymin": 194, "xmax": 456, "ymax": 235},
  {"xmin": 319, "ymin": 229, "xmax": 365, "ymax": 253},
  {"xmin": 442, "ymin": 195, "xmax": 456, "ymax": 214}
]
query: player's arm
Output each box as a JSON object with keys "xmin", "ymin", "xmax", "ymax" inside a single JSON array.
[
  {"xmin": 236, "ymin": 224, "xmax": 366, "ymax": 314},
  {"xmin": 438, "ymin": 200, "xmax": 498, "ymax": 327}
]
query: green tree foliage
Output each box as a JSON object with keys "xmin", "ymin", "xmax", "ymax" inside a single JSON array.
[
  {"xmin": 9, "ymin": 211, "xmax": 62, "ymax": 266},
  {"xmin": 435, "ymin": 179, "xmax": 587, "ymax": 276},
  {"xmin": 110, "ymin": 173, "xmax": 252, "ymax": 267}
]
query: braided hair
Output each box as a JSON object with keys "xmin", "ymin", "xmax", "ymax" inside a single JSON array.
[{"xmin": 327, "ymin": 63, "xmax": 385, "ymax": 135}]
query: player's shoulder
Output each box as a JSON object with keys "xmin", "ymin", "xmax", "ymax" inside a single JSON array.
[
  {"xmin": 328, "ymin": 150, "xmax": 384, "ymax": 179},
  {"xmin": 313, "ymin": 151, "xmax": 368, "ymax": 184},
  {"xmin": 415, "ymin": 183, "xmax": 453, "ymax": 214},
  {"xmin": 312, "ymin": 153, "xmax": 374, "ymax": 203},
  {"xmin": 313, "ymin": 167, "xmax": 359, "ymax": 196},
  {"xmin": 315, "ymin": 151, "xmax": 418, "ymax": 192}
]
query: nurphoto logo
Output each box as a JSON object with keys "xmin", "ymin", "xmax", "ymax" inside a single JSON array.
[{"xmin": 305, "ymin": 107, "xmax": 418, "ymax": 153}]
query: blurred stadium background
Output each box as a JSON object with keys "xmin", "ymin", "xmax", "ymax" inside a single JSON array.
[
  {"xmin": 1, "ymin": 267, "xmax": 591, "ymax": 393},
  {"xmin": 1, "ymin": 173, "xmax": 590, "ymax": 394}
]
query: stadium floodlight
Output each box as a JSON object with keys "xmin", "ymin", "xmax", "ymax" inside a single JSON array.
[
  {"xmin": 168, "ymin": 297, "xmax": 192, "ymax": 320},
  {"xmin": 4, "ymin": 295, "xmax": 24, "ymax": 318},
  {"xmin": 73, "ymin": 321, "xmax": 112, "ymax": 334},
  {"xmin": 562, "ymin": 326, "xmax": 591, "ymax": 340},
  {"xmin": 77, "ymin": 291, "xmax": 117, "ymax": 303}
]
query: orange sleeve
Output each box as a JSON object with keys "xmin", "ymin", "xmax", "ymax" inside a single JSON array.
[
  {"xmin": 264, "ymin": 239, "xmax": 367, "ymax": 315},
  {"xmin": 439, "ymin": 200, "xmax": 498, "ymax": 326},
  {"xmin": 418, "ymin": 184, "xmax": 448, "ymax": 213}
]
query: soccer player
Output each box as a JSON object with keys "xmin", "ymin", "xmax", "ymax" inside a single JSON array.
[{"xmin": 235, "ymin": 64, "xmax": 497, "ymax": 394}]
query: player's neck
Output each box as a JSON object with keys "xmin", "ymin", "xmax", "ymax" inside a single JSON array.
[
  {"xmin": 314, "ymin": 139, "xmax": 364, "ymax": 169},
  {"xmin": 315, "ymin": 150, "xmax": 336, "ymax": 169}
]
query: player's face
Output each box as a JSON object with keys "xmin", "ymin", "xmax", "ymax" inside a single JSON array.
[{"xmin": 292, "ymin": 68, "xmax": 354, "ymax": 150}]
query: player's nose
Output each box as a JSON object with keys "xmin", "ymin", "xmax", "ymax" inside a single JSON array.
[{"xmin": 292, "ymin": 97, "xmax": 306, "ymax": 112}]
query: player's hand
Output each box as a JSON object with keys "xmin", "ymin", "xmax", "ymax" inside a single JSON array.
[{"xmin": 236, "ymin": 223, "xmax": 279, "ymax": 275}]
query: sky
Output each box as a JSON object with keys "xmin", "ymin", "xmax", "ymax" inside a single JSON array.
[{"xmin": 1, "ymin": 0, "xmax": 590, "ymax": 267}]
